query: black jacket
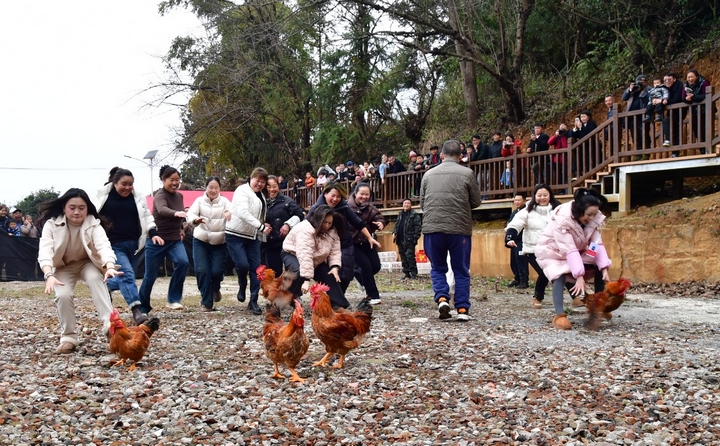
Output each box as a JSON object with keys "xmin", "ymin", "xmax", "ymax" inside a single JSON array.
[{"xmin": 264, "ymin": 194, "xmax": 305, "ymax": 248}]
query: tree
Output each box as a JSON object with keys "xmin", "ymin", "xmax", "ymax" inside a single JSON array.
[{"xmin": 14, "ymin": 188, "xmax": 60, "ymax": 219}]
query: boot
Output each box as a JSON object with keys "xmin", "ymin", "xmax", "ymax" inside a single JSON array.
[
  {"xmin": 517, "ymin": 280, "xmax": 529, "ymax": 289},
  {"xmin": 247, "ymin": 295, "xmax": 262, "ymax": 315},
  {"xmin": 237, "ymin": 279, "xmax": 247, "ymax": 303},
  {"xmin": 131, "ymin": 306, "xmax": 148, "ymax": 325},
  {"xmin": 507, "ymin": 280, "xmax": 518, "ymax": 288},
  {"xmin": 552, "ymin": 313, "xmax": 572, "ymax": 330}
]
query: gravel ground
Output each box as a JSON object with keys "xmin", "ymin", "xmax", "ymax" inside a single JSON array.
[{"xmin": 0, "ymin": 275, "xmax": 719, "ymax": 445}]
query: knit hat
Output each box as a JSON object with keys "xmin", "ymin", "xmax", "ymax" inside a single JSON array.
[{"xmin": 409, "ymin": 151, "xmax": 417, "ymax": 158}]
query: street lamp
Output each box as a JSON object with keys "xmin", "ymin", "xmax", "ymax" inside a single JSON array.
[{"xmin": 124, "ymin": 150, "xmax": 159, "ymax": 195}]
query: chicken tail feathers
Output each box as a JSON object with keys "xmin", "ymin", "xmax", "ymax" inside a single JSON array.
[
  {"xmin": 141, "ymin": 318, "xmax": 160, "ymax": 336},
  {"xmin": 265, "ymin": 302, "xmax": 283, "ymax": 324},
  {"xmin": 356, "ymin": 297, "xmax": 374, "ymax": 318}
]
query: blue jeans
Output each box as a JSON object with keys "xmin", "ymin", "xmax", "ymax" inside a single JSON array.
[
  {"xmin": 193, "ymin": 238, "xmax": 227, "ymax": 308},
  {"xmin": 424, "ymin": 233, "xmax": 472, "ymax": 310},
  {"xmin": 106, "ymin": 239, "xmax": 142, "ymax": 309},
  {"xmin": 226, "ymin": 234, "xmax": 261, "ymax": 299},
  {"xmin": 138, "ymin": 239, "xmax": 189, "ymax": 313}
]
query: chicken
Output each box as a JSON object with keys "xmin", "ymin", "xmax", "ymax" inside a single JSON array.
[
  {"xmin": 256, "ymin": 264, "xmax": 297, "ymax": 310},
  {"xmin": 263, "ymin": 300, "xmax": 310, "ymax": 383},
  {"xmin": 584, "ymin": 278, "xmax": 632, "ymax": 329},
  {"xmin": 309, "ymin": 282, "xmax": 373, "ymax": 369},
  {"xmin": 108, "ymin": 308, "xmax": 160, "ymax": 371}
]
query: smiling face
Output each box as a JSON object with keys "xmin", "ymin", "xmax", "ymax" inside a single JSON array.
[
  {"xmin": 324, "ymin": 188, "xmax": 342, "ymax": 208},
  {"xmin": 580, "ymin": 114, "xmax": 589, "ymax": 124},
  {"xmin": 513, "ymin": 195, "xmax": 525, "ymax": 209},
  {"xmin": 113, "ymin": 175, "xmax": 134, "ymax": 198},
  {"xmin": 534, "ymin": 187, "xmax": 551, "ymax": 206},
  {"xmin": 206, "ymin": 179, "xmax": 221, "ymax": 200},
  {"xmin": 266, "ymin": 178, "xmax": 279, "ymax": 198},
  {"xmin": 64, "ymin": 197, "xmax": 88, "ymax": 226},
  {"xmin": 162, "ymin": 172, "xmax": 181, "ymax": 193},
  {"xmin": 604, "ymin": 95, "xmax": 614, "ymax": 108},
  {"xmin": 686, "ymin": 71, "xmax": 697, "ymax": 85},
  {"xmin": 402, "ymin": 199, "xmax": 412, "ymax": 211},
  {"xmin": 663, "ymin": 75, "xmax": 675, "ymax": 88},
  {"xmin": 578, "ymin": 205, "xmax": 599, "ymax": 225},
  {"xmin": 354, "ymin": 186, "xmax": 371, "ymax": 204},
  {"xmin": 250, "ymin": 176, "xmax": 266, "ymax": 193},
  {"xmin": 0, "ymin": 207, "xmax": 7, "ymax": 218}
]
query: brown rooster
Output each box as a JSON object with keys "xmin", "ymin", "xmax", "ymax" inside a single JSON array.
[
  {"xmin": 256, "ymin": 265, "xmax": 297, "ymax": 310},
  {"xmin": 263, "ymin": 300, "xmax": 310, "ymax": 383},
  {"xmin": 108, "ymin": 308, "xmax": 160, "ymax": 371},
  {"xmin": 584, "ymin": 278, "xmax": 632, "ymax": 329},
  {"xmin": 309, "ymin": 282, "xmax": 373, "ymax": 369}
]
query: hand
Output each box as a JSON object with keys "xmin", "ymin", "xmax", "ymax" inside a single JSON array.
[
  {"xmin": 44, "ymin": 276, "xmax": 64, "ymax": 294},
  {"xmin": 369, "ymin": 238, "xmax": 381, "ymax": 249},
  {"xmin": 686, "ymin": 93, "xmax": 693, "ymax": 101},
  {"xmin": 301, "ymin": 280, "xmax": 311, "ymax": 294},
  {"xmin": 329, "ymin": 267, "xmax": 341, "ymax": 283},
  {"xmin": 506, "ymin": 240, "xmax": 517, "ymax": 248},
  {"xmin": 525, "ymin": 147, "xmax": 532, "ymax": 153},
  {"xmin": 570, "ymin": 275, "xmax": 586, "ymax": 297},
  {"xmin": 194, "ymin": 217, "xmax": 207, "ymax": 225},
  {"xmin": 373, "ymin": 221, "xmax": 384, "ymax": 231},
  {"xmin": 103, "ymin": 269, "xmax": 123, "ymax": 282},
  {"xmin": 601, "ymin": 268, "xmax": 610, "ymax": 282},
  {"xmin": 174, "ymin": 211, "xmax": 187, "ymax": 219},
  {"xmin": 263, "ymin": 223, "xmax": 272, "ymax": 235},
  {"xmin": 151, "ymin": 235, "xmax": 165, "ymax": 246},
  {"xmin": 279, "ymin": 223, "xmax": 290, "ymax": 237},
  {"xmin": 628, "ymin": 82, "xmax": 635, "ymax": 91},
  {"xmin": 224, "ymin": 210, "xmax": 232, "ymax": 221}
]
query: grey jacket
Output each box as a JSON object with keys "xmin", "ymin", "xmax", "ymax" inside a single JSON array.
[{"xmin": 419, "ymin": 159, "xmax": 482, "ymax": 235}]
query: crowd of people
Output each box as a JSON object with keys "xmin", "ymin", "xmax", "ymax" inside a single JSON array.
[{"xmin": 0, "ymin": 204, "xmax": 40, "ymax": 238}]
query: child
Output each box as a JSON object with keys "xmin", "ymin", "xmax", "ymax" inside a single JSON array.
[
  {"xmin": 6, "ymin": 220, "xmax": 21, "ymax": 236},
  {"xmin": 500, "ymin": 160, "xmax": 514, "ymax": 188},
  {"xmin": 644, "ymin": 76, "xmax": 669, "ymax": 123}
]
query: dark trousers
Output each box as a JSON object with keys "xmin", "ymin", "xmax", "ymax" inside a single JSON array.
[
  {"xmin": 526, "ymin": 253, "xmax": 549, "ymax": 300},
  {"xmin": 281, "ymin": 251, "xmax": 350, "ymax": 309},
  {"xmin": 260, "ymin": 243, "xmax": 284, "ymax": 277},
  {"xmin": 396, "ymin": 240, "xmax": 417, "ymax": 276},
  {"xmin": 192, "ymin": 239, "xmax": 227, "ymax": 309},
  {"xmin": 353, "ymin": 242, "xmax": 381, "ymax": 299},
  {"xmin": 509, "ymin": 245, "xmax": 528, "ymax": 283}
]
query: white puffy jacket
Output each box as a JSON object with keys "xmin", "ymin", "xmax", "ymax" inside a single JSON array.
[
  {"xmin": 186, "ymin": 193, "xmax": 232, "ymax": 245},
  {"xmin": 505, "ymin": 204, "xmax": 554, "ymax": 255},
  {"xmin": 225, "ymin": 183, "xmax": 267, "ymax": 242},
  {"xmin": 94, "ymin": 183, "xmax": 156, "ymax": 255}
]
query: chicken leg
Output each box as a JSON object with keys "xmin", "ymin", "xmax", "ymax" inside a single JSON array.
[
  {"xmin": 330, "ymin": 354, "xmax": 346, "ymax": 369},
  {"xmin": 288, "ymin": 368, "xmax": 306, "ymax": 383},
  {"xmin": 313, "ymin": 352, "xmax": 334, "ymax": 367},
  {"xmin": 270, "ymin": 363, "xmax": 286, "ymax": 380}
]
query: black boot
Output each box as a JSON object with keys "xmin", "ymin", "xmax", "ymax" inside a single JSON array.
[
  {"xmin": 517, "ymin": 280, "xmax": 529, "ymax": 289},
  {"xmin": 507, "ymin": 280, "xmax": 518, "ymax": 288},
  {"xmin": 131, "ymin": 306, "xmax": 148, "ymax": 325},
  {"xmin": 247, "ymin": 295, "xmax": 261, "ymax": 315},
  {"xmin": 237, "ymin": 279, "xmax": 247, "ymax": 303}
]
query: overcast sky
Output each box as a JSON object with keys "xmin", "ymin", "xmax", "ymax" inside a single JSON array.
[{"xmin": 0, "ymin": 2, "xmax": 202, "ymax": 207}]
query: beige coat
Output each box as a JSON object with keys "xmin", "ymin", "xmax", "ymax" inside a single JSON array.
[
  {"xmin": 38, "ymin": 215, "xmax": 116, "ymax": 271},
  {"xmin": 282, "ymin": 220, "xmax": 341, "ymax": 280},
  {"xmin": 187, "ymin": 193, "xmax": 232, "ymax": 245}
]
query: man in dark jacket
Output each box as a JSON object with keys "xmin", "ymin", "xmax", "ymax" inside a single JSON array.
[
  {"xmin": 621, "ymin": 74, "xmax": 651, "ymax": 150},
  {"xmin": 661, "ymin": 72, "xmax": 684, "ymax": 153},
  {"xmin": 393, "ymin": 199, "xmax": 422, "ymax": 280},
  {"xmin": 387, "ymin": 155, "xmax": 406, "ymax": 174},
  {"xmin": 506, "ymin": 193, "xmax": 529, "ymax": 289},
  {"xmin": 488, "ymin": 132, "xmax": 503, "ymax": 159},
  {"xmin": 527, "ymin": 123, "xmax": 550, "ymax": 185}
]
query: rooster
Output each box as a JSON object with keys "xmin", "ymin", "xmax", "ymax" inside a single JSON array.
[
  {"xmin": 108, "ymin": 308, "xmax": 160, "ymax": 371},
  {"xmin": 584, "ymin": 278, "xmax": 632, "ymax": 329},
  {"xmin": 256, "ymin": 265, "xmax": 297, "ymax": 310},
  {"xmin": 309, "ymin": 282, "xmax": 373, "ymax": 369},
  {"xmin": 263, "ymin": 300, "xmax": 310, "ymax": 383}
]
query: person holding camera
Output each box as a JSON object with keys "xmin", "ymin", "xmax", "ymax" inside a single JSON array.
[
  {"xmin": 621, "ymin": 74, "xmax": 651, "ymax": 151},
  {"xmin": 548, "ymin": 123, "xmax": 569, "ymax": 192}
]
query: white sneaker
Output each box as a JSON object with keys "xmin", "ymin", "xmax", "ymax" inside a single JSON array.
[
  {"xmin": 166, "ymin": 302, "xmax": 184, "ymax": 310},
  {"xmin": 662, "ymin": 140, "xmax": 670, "ymax": 147},
  {"xmin": 369, "ymin": 298, "xmax": 381, "ymax": 305}
]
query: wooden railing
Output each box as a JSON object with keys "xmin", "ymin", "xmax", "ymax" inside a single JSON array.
[{"xmin": 287, "ymin": 87, "xmax": 719, "ymax": 208}]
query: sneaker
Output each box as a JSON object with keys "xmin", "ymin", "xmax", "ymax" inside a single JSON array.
[
  {"xmin": 552, "ymin": 314, "xmax": 572, "ymax": 330},
  {"xmin": 654, "ymin": 116, "xmax": 662, "ymax": 122},
  {"xmin": 456, "ymin": 308, "xmax": 470, "ymax": 322},
  {"xmin": 670, "ymin": 154, "xmax": 677, "ymax": 158},
  {"xmin": 437, "ymin": 297, "xmax": 451, "ymax": 320},
  {"xmin": 166, "ymin": 302, "xmax": 184, "ymax": 310},
  {"xmin": 55, "ymin": 342, "xmax": 76, "ymax": 354},
  {"xmin": 642, "ymin": 116, "xmax": 651, "ymax": 123},
  {"xmin": 213, "ymin": 290, "xmax": 222, "ymax": 302},
  {"xmin": 369, "ymin": 298, "xmax": 382, "ymax": 305},
  {"xmin": 662, "ymin": 140, "xmax": 670, "ymax": 147},
  {"xmin": 530, "ymin": 298, "xmax": 543, "ymax": 309},
  {"xmin": 201, "ymin": 305, "xmax": 216, "ymax": 312}
]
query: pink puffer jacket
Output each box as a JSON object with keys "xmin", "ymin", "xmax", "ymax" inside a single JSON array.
[
  {"xmin": 282, "ymin": 220, "xmax": 342, "ymax": 280},
  {"xmin": 535, "ymin": 201, "xmax": 610, "ymax": 282}
]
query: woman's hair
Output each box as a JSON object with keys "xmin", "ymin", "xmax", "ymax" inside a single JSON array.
[
  {"xmin": 505, "ymin": 133, "xmax": 514, "ymax": 139},
  {"xmin": 0, "ymin": 204, "xmax": 8, "ymax": 212},
  {"xmin": 107, "ymin": 167, "xmax": 134, "ymax": 186},
  {"xmin": 571, "ymin": 188, "xmax": 608, "ymax": 220},
  {"xmin": 205, "ymin": 176, "xmax": 222, "ymax": 187},
  {"xmin": 266, "ymin": 175, "xmax": 278, "ymax": 185},
  {"xmin": 322, "ymin": 181, "xmax": 348, "ymax": 200},
  {"xmin": 527, "ymin": 184, "xmax": 561, "ymax": 212},
  {"xmin": 37, "ymin": 188, "xmax": 102, "ymax": 229},
  {"xmin": 687, "ymin": 68, "xmax": 700, "ymax": 80},
  {"xmin": 307, "ymin": 204, "xmax": 344, "ymax": 237},
  {"xmin": 250, "ymin": 167, "xmax": 269, "ymax": 182},
  {"xmin": 159, "ymin": 165, "xmax": 179, "ymax": 181}
]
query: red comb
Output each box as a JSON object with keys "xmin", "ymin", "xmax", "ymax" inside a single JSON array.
[
  {"xmin": 256, "ymin": 264, "xmax": 267, "ymax": 280},
  {"xmin": 309, "ymin": 282, "xmax": 330, "ymax": 294}
]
